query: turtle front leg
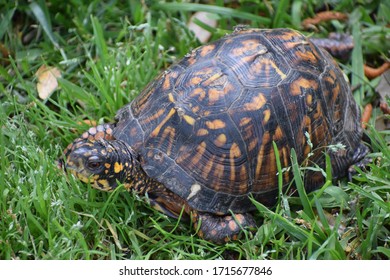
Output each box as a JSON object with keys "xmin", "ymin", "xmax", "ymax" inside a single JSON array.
[{"xmin": 192, "ymin": 212, "xmax": 256, "ymax": 244}]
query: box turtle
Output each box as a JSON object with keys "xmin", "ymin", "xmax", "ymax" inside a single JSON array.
[{"xmin": 61, "ymin": 28, "xmax": 369, "ymax": 244}]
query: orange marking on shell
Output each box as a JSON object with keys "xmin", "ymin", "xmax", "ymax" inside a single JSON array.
[
  {"xmin": 239, "ymin": 117, "xmax": 252, "ymax": 126},
  {"xmin": 202, "ymin": 72, "xmax": 225, "ymax": 87},
  {"xmin": 213, "ymin": 158, "xmax": 225, "ymax": 180},
  {"xmin": 200, "ymin": 44, "xmax": 216, "ymax": 57},
  {"xmin": 290, "ymin": 77, "xmax": 319, "ymax": 96},
  {"xmin": 192, "ymin": 105, "xmax": 200, "ymax": 114},
  {"xmin": 244, "ymin": 92, "xmax": 266, "ymax": 111},
  {"xmin": 160, "ymin": 126, "xmax": 176, "ymax": 156},
  {"xmin": 163, "ymin": 75, "xmax": 172, "ymax": 91},
  {"xmin": 313, "ymin": 102, "xmax": 322, "ymax": 119},
  {"xmin": 205, "ymin": 119, "xmax": 226, "ymax": 130},
  {"xmin": 214, "ymin": 134, "xmax": 227, "ymax": 147},
  {"xmin": 196, "ymin": 128, "xmax": 209, "ymax": 136},
  {"xmin": 190, "ymin": 87, "xmax": 206, "ymax": 101},
  {"xmin": 230, "ymin": 142, "xmax": 241, "ymax": 158},
  {"xmin": 273, "ymin": 125, "xmax": 284, "ymax": 141},
  {"xmin": 255, "ymin": 131, "xmax": 271, "ymax": 177},
  {"xmin": 168, "ymin": 92, "xmax": 175, "ymax": 102},
  {"xmin": 208, "ymin": 88, "xmax": 224, "ymax": 104},
  {"xmin": 296, "ymin": 48, "xmax": 317, "ymax": 64},
  {"xmin": 229, "ymin": 159, "xmax": 236, "ymax": 183},
  {"xmin": 150, "ymin": 108, "xmax": 176, "ymax": 137},
  {"xmin": 202, "ymin": 159, "xmax": 214, "ymax": 180},
  {"xmin": 262, "ymin": 109, "xmax": 271, "ymax": 125},
  {"xmin": 283, "ymin": 39, "xmax": 309, "ymax": 51},
  {"xmin": 281, "ymin": 146, "xmax": 289, "ymax": 168},
  {"xmin": 239, "ymin": 165, "xmax": 248, "ymax": 183},
  {"xmin": 306, "ymin": 94, "xmax": 313, "ymax": 107},
  {"xmin": 248, "ymin": 138, "xmax": 258, "ymax": 151},
  {"xmin": 190, "ymin": 76, "xmax": 203, "ymax": 85},
  {"xmin": 232, "ymin": 39, "xmax": 259, "ymax": 57},
  {"xmin": 183, "ymin": 115, "xmax": 195, "ymax": 126},
  {"xmin": 191, "ymin": 141, "xmax": 207, "ymax": 166},
  {"xmin": 148, "ymin": 108, "xmax": 166, "ymax": 122},
  {"xmin": 104, "ymin": 163, "xmax": 111, "ymax": 169}
]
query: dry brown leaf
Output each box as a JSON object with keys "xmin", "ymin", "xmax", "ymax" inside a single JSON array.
[
  {"xmin": 302, "ymin": 11, "xmax": 348, "ymax": 29},
  {"xmin": 188, "ymin": 12, "xmax": 218, "ymax": 43},
  {"xmin": 361, "ymin": 103, "xmax": 373, "ymax": 129},
  {"xmin": 364, "ymin": 62, "xmax": 390, "ymax": 79},
  {"xmin": 35, "ymin": 65, "xmax": 62, "ymax": 100}
]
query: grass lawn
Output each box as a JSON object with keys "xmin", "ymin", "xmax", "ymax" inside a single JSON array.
[{"xmin": 0, "ymin": 0, "xmax": 389, "ymax": 260}]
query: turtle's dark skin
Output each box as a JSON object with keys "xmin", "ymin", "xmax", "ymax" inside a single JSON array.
[{"xmin": 61, "ymin": 28, "xmax": 369, "ymax": 244}]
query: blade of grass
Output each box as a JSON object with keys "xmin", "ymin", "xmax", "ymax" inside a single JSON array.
[
  {"xmin": 251, "ymin": 198, "xmax": 321, "ymax": 247},
  {"xmin": 29, "ymin": 2, "xmax": 67, "ymax": 60},
  {"xmin": 153, "ymin": 2, "xmax": 271, "ymax": 25},
  {"xmin": 91, "ymin": 15, "xmax": 108, "ymax": 65},
  {"xmin": 290, "ymin": 148, "xmax": 315, "ymax": 219},
  {"xmin": 291, "ymin": 0, "xmax": 302, "ymax": 28},
  {"xmin": 350, "ymin": 8, "xmax": 365, "ymax": 105},
  {"xmin": 0, "ymin": 7, "xmax": 15, "ymax": 40},
  {"xmin": 272, "ymin": 0, "xmax": 289, "ymax": 28}
]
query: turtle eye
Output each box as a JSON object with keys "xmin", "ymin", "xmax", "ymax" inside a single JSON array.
[{"xmin": 86, "ymin": 156, "xmax": 103, "ymax": 170}]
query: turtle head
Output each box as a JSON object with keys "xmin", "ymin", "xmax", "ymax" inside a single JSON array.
[{"xmin": 59, "ymin": 125, "xmax": 136, "ymax": 191}]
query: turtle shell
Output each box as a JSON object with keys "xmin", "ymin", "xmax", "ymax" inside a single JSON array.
[{"xmin": 113, "ymin": 28, "xmax": 363, "ymax": 214}]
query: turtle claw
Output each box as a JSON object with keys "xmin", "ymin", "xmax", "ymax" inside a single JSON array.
[{"xmin": 192, "ymin": 212, "xmax": 256, "ymax": 244}]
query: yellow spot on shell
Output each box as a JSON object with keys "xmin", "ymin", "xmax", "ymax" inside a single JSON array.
[
  {"xmin": 230, "ymin": 142, "xmax": 241, "ymax": 158},
  {"xmin": 150, "ymin": 108, "xmax": 176, "ymax": 137},
  {"xmin": 263, "ymin": 109, "xmax": 271, "ymax": 125},
  {"xmin": 214, "ymin": 134, "xmax": 227, "ymax": 147},
  {"xmin": 168, "ymin": 92, "xmax": 175, "ymax": 102},
  {"xmin": 183, "ymin": 115, "xmax": 195, "ymax": 125},
  {"xmin": 196, "ymin": 128, "xmax": 209, "ymax": 136},
  {"xmin": 114, "ymin": 162, "xmax": 123, "ymax": 173},
  {"xmin": 306, "ymin": 94, "xmax": 313, "ymax": 106}
]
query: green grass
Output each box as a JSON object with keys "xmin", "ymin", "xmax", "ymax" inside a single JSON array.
[{"xmin": 0, "ymin": 0, "xmax": 389, "ymax": 260}]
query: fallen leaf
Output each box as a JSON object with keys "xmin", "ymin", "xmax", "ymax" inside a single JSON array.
[
  {"xmin": 361, "ymin": 103, "xmax": 373, "ymax": 129},
  {"xmin": 35, "ymin": 65, "xmax": 62, "ymax": 100},
  {"xmin": 188, "ymin": 12, "xmax": 218, "ymax": 43},
  {"xmin": 364, "ymin": 62, "xmax": 390, "ymax": 79},
  {"xmin": 302, "ymin": 11, "xmax": 348, "ymax": 29}
]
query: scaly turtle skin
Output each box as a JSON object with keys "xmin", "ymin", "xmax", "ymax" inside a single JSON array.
[{"xmin": 61, "ymin": 28, "xmax": 369, "ymax": 244}]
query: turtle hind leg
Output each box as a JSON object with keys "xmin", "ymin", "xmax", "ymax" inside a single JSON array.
[
  {"xmin": 192, "ymin": 212, "xmax": 256, "ymax": 244},
  {"xmin": 347, "ymin": 143, "xmax": 371, "ymax": 181}
]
